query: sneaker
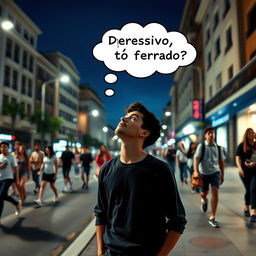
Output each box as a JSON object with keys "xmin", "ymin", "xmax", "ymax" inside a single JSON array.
[
  {"xmin": 52, "ymin": 197, "xmax": 58, "ymax": 203},
  {"xmin": 249, "ymin": 215, "xmax": 256, "ymax": 222},
  {"xmin": 15, "ymin": 201, "xmax": 22, "ymax": 216},
  {"xmin": 85, "ymin": 184, "xmax": 88, "ymax": 190},
  {"xmin": 200, "ymin": 198, "xmax": 208, "ymax": 213},
  {"xmin": 62, "ymin": 186, "xmax": 68, "ymax": 193},
  {"xmin": 82, "ymin": 183, "xmax": 86, "ymax": 189},
  {"xmin": 33, "ymin": 199, "xmax": 43, "ymax": 206},
  {"xmin": 244, "ymin": 210, "xmax": 250, "ymax": 217},
  {"xmin": 93, "ymin": 174, "xmax": 98, "ymax": 181},
  {"xmin": 209, "ymin": 218, "xmax": 220, "ymax": 228}
]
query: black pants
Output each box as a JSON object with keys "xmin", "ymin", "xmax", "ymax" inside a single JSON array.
[
  {"xmin": 0, "ymin": 179, "xmax": 19, "ymax": 217},
  {"xmin": 240, "ymin": 173, "xmax": 256, "ymax": 209},
  {"xmin": 32, "ymin": 169, "xmax": 40, "ymax": 189}
]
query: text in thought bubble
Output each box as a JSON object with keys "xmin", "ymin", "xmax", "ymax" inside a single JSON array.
[{"xmin": 93, "ymin": 23, "xmax": 197, "ymax": 79}]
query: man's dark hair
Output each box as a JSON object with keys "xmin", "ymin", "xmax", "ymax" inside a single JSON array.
[
  {"xmin": 0, "ymin": 141, "xmax": 9, "ymax": 147},
  {"xmin": 126, "ymin": 102, "xmax": 161, "ymax": 149},
  {"xmin": 204, "ymin": 127, "xmax": 215, "ymax": 134}
]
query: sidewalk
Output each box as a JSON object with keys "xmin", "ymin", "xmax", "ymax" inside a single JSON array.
[{"xmin": 74, "ymin": 166, "xmax": 256, "ymax": 256}]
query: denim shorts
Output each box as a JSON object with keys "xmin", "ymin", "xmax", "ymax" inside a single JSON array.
[{"xmin": 200, "ymin": 172, "xmax": 221, "ymax": 192}]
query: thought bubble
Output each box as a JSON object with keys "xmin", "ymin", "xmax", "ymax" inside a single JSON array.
[
  {"xmin": 105, "ymin": 73, "xmax": 118, "ymax": 83},
  {"xmin": 93, "ymin": 23, "xmax": 197, "ymax": 78}
]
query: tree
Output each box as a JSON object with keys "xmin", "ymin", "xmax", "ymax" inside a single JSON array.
[
  {"xmin": 49, "ymin": 117, "xmax": 63, "ymax": 142},
  {"xmin": 2, "ymin": 101, "xmax": 25, "ymax": 136},
  {"xmin": 83, "ymin": 134, "xmax": 102, "ymax": 148}
]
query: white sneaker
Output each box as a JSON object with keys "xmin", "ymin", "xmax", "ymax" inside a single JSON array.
[
  {"xmin": 93, "ymin": 174, "xmax": 98, "ymax": 181},
  {"xmin": 62, "ymin": 186, "xmax": 68, "ymax": 193},
  {"xmin": 33, "ymin": 199, "xmax": 43, "ymax": 206},
  {"xmin": 15, "ymin": 201, "xmax": 22, "ymax": 216},
  {"xmin": 52, "ymin": 197, "xmax": 58, "ymax": 203}
]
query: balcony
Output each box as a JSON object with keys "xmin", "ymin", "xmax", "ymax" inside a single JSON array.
[{"xmin": 205, "ymin": 57, "xmax": 256, "ymax": 113}]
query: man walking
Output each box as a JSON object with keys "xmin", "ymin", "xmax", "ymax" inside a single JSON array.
[
  {"xmin": 60, "ymin": 146, "xmax": 74, "ymax": 192},
  {"xmin": 194, "ymin": 127, "xmax": 225, "ymax": 228},
  {"xmin": 94, "ymin": 102, "xmax": 186, "ymax": 256},
  {"xmin": 0, "ymin": 141, "xmax": 21, "ymax": 223},
  {"xmin": 80, "ymin": 145, "xmax": 93, "ymax": 190},
  {"xmin": 30, "ymin": 142, "xmax": 44, "ymax": 194}
]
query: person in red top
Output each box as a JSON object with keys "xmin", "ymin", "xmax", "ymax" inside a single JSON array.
[{"xmin": 95, "ymin": 145, "xmax": 111, "ymax": 178}]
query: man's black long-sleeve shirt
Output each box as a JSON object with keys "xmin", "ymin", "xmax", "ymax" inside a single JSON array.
[{"xmin": 94, "ymin": 154, "xmax": 187, "ymax": 255}]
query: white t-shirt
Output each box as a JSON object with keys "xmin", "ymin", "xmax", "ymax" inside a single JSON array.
[
  {"xmin": 176, "ymin": 149, "xmax": 188, "ymax": 163},
  {"xmin": 43, "ymin": 155, "xmax": 57, "ymax": 174},
  {"xmin": 0, "ymin": 153, "xmax": 17, "ymax": 181}
]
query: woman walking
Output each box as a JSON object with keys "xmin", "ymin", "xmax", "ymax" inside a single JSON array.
[
  {"xmin": 236, "ymin": 128, "xmax": 256, "ymax": 222},
  {"xmin": 33, "ymin": 146, "xmax": 58, "ymax": 206},
  {"xmin": 17, "ymin": 145, "xmax": 30, "ymax": 204},
  {"xmin": 95, "ymin": 145, "xmax": 111, "ymax": 179}
]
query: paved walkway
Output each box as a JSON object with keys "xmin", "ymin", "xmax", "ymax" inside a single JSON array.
[{"xmin": 79, "ymin": 166, "xmax": 256, "ymax": 256}]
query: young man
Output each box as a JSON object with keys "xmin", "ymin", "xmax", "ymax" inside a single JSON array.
[
  {"xmin": 60, "ymin": 146, "xmax": 74, "ymax": 192},
  {"xmin": 94, "ymin": 102, "xmax": 186, "ymax": 256},
  {"xmin": 80, "ymin": 145, "xmax": 93, "ymax": 189},
  {"xmin": 193, "ymin": 127, "xmax": 225, "ymax": 228},
  {"xmin": 30, "ymin": 142, "xmax": 44, "ymax": 194},
  {"xmin": 0, "ymin": 141, "xmax": 21, "ymax": 223}
]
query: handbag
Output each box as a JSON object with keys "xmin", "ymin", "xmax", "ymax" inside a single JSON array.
[{"xmin": 190, "ymin": 172, "xmax": 203, "ymax": 188}]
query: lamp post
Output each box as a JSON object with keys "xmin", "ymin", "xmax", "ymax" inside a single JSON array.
[
  {"xmin": 1, "ymin": 20, "xmax": 14, "ymax": 31},
  {"xmin": 41, "ymin": 74, "xmax": 70, "ymax": 120}
]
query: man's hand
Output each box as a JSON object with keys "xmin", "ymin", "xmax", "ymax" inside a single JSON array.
[
  {"xmin": 97, "ymin": 249, "xmax": 106, "ymax": 256},
  {"xmin": 238, "ymin": 168, "xmax": 244, "ymax": 177}
]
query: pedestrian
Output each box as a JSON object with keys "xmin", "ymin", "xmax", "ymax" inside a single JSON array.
[
  {"xmin": 235, "ymin": 128, "xmax": 256, "ymax": 222},
  {"xmin": 95, "ymin": 145, "xmax": 111, "ymax": 179},
  {"xmin": 0, "ymin": 141, "xmax": 22, "ymax": 223},
  {"xmin": 30, "ymin": 142, "xmax": 44, "ymax": 195},
  {"xmin": 60, "ymin": 146, "xmax": 74, "ymax": 192},
  {"xmin": 80, "ymin": 145, "xmax": 93, "ymax": 190},
  {"xmin": 176, "ymin": 143, "xmax": 188, "ymax": 185},
  {"xmin": 94, "ymin": 102, "xmax": 186, "ymax": 256},
  {"xmin": 17, "ymin": 144, "xmax": 30, "ymax": 204},
  {"xmin": 193, "ymin": 127, "xmax": 225, "ymax": 228},
  {"xmin": 164, "ymin": 144, "xmax": 176, "ymax": 173},
  {"xmin": 74, "ymin": 147, "xmax": 81, "ymax": 176},
  {"xmin": 33, "ymin": 145, "xmax": 58, "ymax": 206}
]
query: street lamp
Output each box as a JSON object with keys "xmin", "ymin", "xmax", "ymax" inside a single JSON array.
[
  {"xmin": 1, "ymin": 20, "xmax": 14, "ymax": 31},
  {"xmin": 165, "ymin": 111, "xmax": 171, "ymax": 117},
  {"xmin": 41, "ymin": 74, "xmax": 70, "ymax": 120},
  {"xmin": 91, "ymin": 109, "xmax": 99, "ymax": 117},
  {"xmin": 102, "ymin": 126, "xmax": 108, "ymax": 133}
]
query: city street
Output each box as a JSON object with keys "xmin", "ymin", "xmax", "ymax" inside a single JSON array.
[
  {"xmin": 0, "ymin": 166, "xmax": 98, "ymax": 256},
  {"xmin": 81, "ymin": 165, "xmax": 256, "ymax": 256}
]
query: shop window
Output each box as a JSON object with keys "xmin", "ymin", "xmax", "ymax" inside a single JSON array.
[
  {"xmin": 5, "ymin": 38, "xmax": 12, "ymax": 58},
  {"xmin": 225, "ymin": 27, "xmax": 233, "ymax": 53},
  {"xmin": 12, "ymin": 70, "xmax": 18, "ymax": 91},
  {"xmin": 247, "ymin": 5, "xmax": 256, "ymax": 37},
  {"xmin": 215, "ymin": 37, "xmax": 221, "ymax": 59},
  {"xmin": 216, "ymin": 73, "xmax": 222, "ymax": 91},
  {"xmin": 223, "ymin": 0, "xmax": 230, "ymax": 19},
  {"xmin": 4, "ymin": 66, "xmax": 11, "ymax": 87},
  {"xmin": 14, "ymin": 44, "xmax": 20, "ymax": 63},
  {"xmin": 228, "ymin": 65, "xmax": 233, "ymax": 80},
  {"xmin": 23, "ymin": 50, "xmax": 28, "ymax": 68},
  {"xmin": 21, "ymin": 75, "xmax": 26, "ymax": 94},
  {"xmin": 207, "ymin": 52, "xmax": 212, "ymax": 70},
  {"xmin": 213, "ymin": 12, "xmax": 219, "ymax": 31}
]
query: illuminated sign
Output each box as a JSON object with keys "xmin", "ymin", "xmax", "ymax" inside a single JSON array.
[
  {"xmin": 0, "ymin": 134, "xmax": 15, "ymax": 141},
  {"xmin": 192, "ymin": 99, "xmax": 203, "ymax": 120}
]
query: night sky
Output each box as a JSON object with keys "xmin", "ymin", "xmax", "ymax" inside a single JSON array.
[{"xmin": 14, "ymin": 0, "xmax": 186, "ymax": 127}]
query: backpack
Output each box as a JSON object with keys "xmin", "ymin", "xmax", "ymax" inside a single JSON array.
[{"xmin": 199, "ymin": 141, "xmax": 222, "ymax": 163}]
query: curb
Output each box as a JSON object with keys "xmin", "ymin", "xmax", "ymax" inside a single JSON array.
[{"xmin": 61, "ymin": 217, "xmax": 96, "ymax": 256}]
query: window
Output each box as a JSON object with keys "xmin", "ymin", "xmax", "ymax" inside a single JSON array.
[
  {"xmin": 21, "ymin": 75, "xmax": 26, "ymax": 94},
  {"xmin": 207, "ymin": 52, "xmax": 212, "ymax": 70},
  {"xmin": 23, "ymin": 51, "xmax": 28, "ymax": 68},
  {"xmin": 209, "ymin": 85, "xmax": 213, "ymax": 98},
  {"xmin": 205, "ymin": 29, "xmax": 210, "ymax": 45},
  {"xmin": 14, "ymin": 44, "xmax": 20, "ymax": 63},
  {"xmin": 3, "ymin": 95, "xmax": 9, "ymax": 104},
  {"xmin": 247, "ymin": 5, "xmax": 256, "ymax": 37},
  {"xmin": 225, "ymin": 27, "xmax": 233, "ymax": 53},
  {"xmin": 29, "ymin": 56, "xmax": 34, "ymax": 72},
  {"xmin": 20, "ymin": 102, "xmax": 25, "ymax": 119},
  {"xmin": 27, "ymin": 104, "xmax": 31, "ymax": 116},
  {"xmin": 30, "ymin": 36, "xmax": 34, "ymax": 46},
  {"xmin": 228, "ymin": 65, "xmax": 233, "ymax": 80},
  {"xmin": 0, "ymin": 5, "xmax": 2, "ymax": 16},
  {"xmin": 12, "ymin": 70, "xmax": 18, "ymax": 91},
  {"xmin": 213, "ymin": 12, "xmax": 219, "ymax": 31},
  {"xmin": 28, "ymin": 79, "xmax": 32, "ymax": 97},
  {"xmin": 15, "ymin": 22, "xmax": 21, "ymax": 34},
  {"xmin": 4, "ymin": 66, "xmax": 11, "ymax": 87},
  {"xmin": 216, "ymin": 73, "xmax": 222, "ymax": 90},
  {"xmin": 215, "ymin": 37, "xmax": 221, "ymax": 59},
  {"xmin": 5, "ymin": 38, "xmax": 12, "ymax": 58},
  {"xmin": 11, "ymin": 98, "xmax": 17, "ymax": 104},
  {"xmin": 23, "ymin": 29, "xmax": 29, "ymax": 41},
  {"xmin": 223, "ymin": 0, "xmax": 230, "ymax": 18}
]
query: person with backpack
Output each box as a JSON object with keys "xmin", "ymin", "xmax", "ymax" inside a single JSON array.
[{"xmin": 193, "ymin": 127, "xmax": 225, "ymax": 228}]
